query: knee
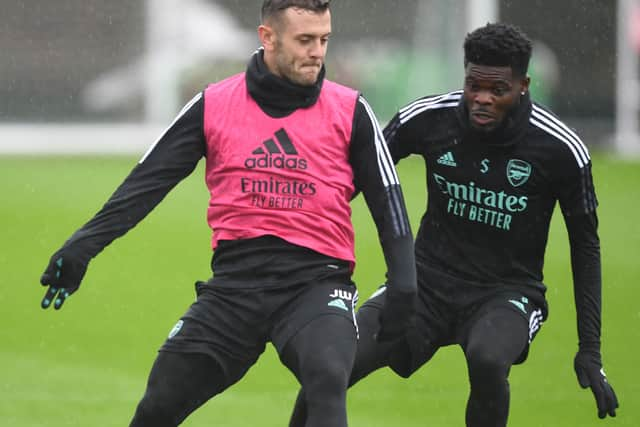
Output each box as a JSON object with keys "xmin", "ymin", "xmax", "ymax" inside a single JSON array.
[
  {"xmin": 130, "ymin": 390, "xmax": 180, "ymax": 427},
  {"xmin": 301, "ymin": 348, "xmax": 352, "ymax": 396},
  {"xmin": 466, "ymin": 348, "xmax": 511, "ymax": 385},
  {"xmin": 309, "ymin": 356, "xmax": 351, "ymax": 390}
]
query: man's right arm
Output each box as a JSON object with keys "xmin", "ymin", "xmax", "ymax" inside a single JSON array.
[
  {"xmin": 40, "ymin": 93, "xmax": 206, "ymax": 309},
  {"xmin": 382, "ymin": 112, "xmax": 411, "ymax": 163}
]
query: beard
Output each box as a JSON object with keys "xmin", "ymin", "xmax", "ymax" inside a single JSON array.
[{"xmin": 273, "ymin": 49, "xmax": 320, "ymax": 86}]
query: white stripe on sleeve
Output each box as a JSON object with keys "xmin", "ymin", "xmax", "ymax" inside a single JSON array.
[
  {"xmin": 358, "ymin": 96, "xmax": 399, "ymax": 187},
  {"xmin": 139, "ymin": 92, "xmax": 203, "ymax": 164}
]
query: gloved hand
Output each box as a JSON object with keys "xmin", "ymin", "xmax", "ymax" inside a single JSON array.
[
  {"xmin": 574, "ymin": 350, "xmax": 619, "ymax": 419},
  {"xmin": 376, "ymin": 288, "xmax": 416, "ymax": 344},
  {"xmin": 40, "ymin": 249, "xmax": 89, "ymax": 310}
]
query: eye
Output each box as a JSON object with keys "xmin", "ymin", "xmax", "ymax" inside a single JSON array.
[
  {"xmin": 467, "ymin": 82, "xmax": 480, "ymax": 92},
  {"xmin": 493, "ymin": 86, "xmax": 509, "ymax": 96}
]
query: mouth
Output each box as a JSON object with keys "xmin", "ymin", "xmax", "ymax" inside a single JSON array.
[
  {"xmin": 301, "ymin": 64, "xmax": 321, "ymax": 71},
  {"xmin": 470, "ymin": 110, "xmax": 497, "ymax": 126}
]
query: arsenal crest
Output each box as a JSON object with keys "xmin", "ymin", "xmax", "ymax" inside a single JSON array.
[{"xmin": 506, "ymin": 159, "xmax": 531, "ymax": 187}]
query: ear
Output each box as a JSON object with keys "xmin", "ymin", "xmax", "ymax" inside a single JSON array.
[
  {"xmin": 520, "ymin": 76, "xmax": 531, "ymax": 95},
  {"xmin": 258, "ymin": 24, "xmax": 276, "ymax": 52}
]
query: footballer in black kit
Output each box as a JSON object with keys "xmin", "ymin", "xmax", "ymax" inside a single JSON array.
[
  {"xmin": 39, "ymin": 2, "xmax": 417, "ymax": 426},
  {"xmin": 289, "ymin": 22, "xmax": 618, "ymax": 427}
]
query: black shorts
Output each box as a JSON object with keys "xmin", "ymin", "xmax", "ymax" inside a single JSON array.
[
  {"xmin": 360, "ymin": 268, "xmax": 547, "ymax": 376},
  {"xmin": 160, "ymin": 279, "xmax": 358, "ymax": 383}
]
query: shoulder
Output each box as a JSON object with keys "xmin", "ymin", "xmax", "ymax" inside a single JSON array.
[
  {"xmin": 203, "ymin": 73, "xmax": 247, "ymax": 114},
  {"xmin": 528, "ymin": 102, "xmax": 591, "ymax": 169},
  {"xmin": 397, "ymin": 90, "xmax": 462, "ymax": 125},
  {"xmin": 322, "ymin": 79, "xmax": 359, "ymax": 103},
  {"xmin": 204, "ymin": 72, "xmax": 246, "ymax": 96},
  {"xmin": 390, "ymin": 91, "xmax": 461, "ymax": 141}
]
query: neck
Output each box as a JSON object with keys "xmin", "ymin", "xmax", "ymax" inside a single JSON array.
[{"xmin": 245, "ymin": 49, "xmax": 325, "ymax": 117}]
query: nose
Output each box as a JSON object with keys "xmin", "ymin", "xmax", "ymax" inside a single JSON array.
[
  {"xmin": 309, "ymin": 39, "xmax": 324, "ymax": 59},
  {"xmin": 474, "ymin": 90, "xmax": 493, "ymax": 106}
]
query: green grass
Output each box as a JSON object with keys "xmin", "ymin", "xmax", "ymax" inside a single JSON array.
[{"xmin": 1, "ymin": 153, "xmax": 638, "ymax": 426}]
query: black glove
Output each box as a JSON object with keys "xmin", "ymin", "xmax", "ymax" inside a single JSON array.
[
  {"xmin": 574, "ymin": 350, "xmax": 619, "ymax": 419},
  {"xmin": 376, "ymin": 288, "xmax": 416, "ymax": 344},
  {"xmin": 40, "ymin": 249, "xmax": 89, "ymax": 310}
]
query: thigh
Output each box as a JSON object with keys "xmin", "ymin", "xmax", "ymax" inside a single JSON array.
[
  {"xmin": 349, "ymin": 299, "xmax": 395, "ymax": 384},
  {"xmin": 279, "ymin": 313, "xmax": 357, "ymax": 386},
  {"xmin": 271, "ymin": 280, "xmax": 358, "ymax": 354},
  {"xmin": 359, "ymin": 285, "xmax": 444, "ymax": 379},
  {"xmin": 460, "ymin": 295, "xmax": 539, "ymax": 366},
  {"xmin": 160, "ymin": 285, "xmax": 268, "ymax": 384},
  {"xmin": 130, "ymin": 351, "xmax": 228, "ymax": 427}
]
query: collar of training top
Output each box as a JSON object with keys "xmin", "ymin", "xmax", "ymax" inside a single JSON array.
[
  {"xmin": 455, "ymin": 91, "xmax": 532, "ymax": 148},
  {"xmin": 246, "ymin": 48, "xmax": 325, "ymax": 118}
]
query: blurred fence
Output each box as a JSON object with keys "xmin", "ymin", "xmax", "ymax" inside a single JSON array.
[
  {"xmin": 0, "ymin": 124, "xmax": 161, "ymax": 155},
  {"xmin": 1, "ymin": 0, "xmax": 635, "ymax": 153}
]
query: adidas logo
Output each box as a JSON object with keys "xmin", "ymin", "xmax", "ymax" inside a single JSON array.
[
  {"xmin": 245, "ymin": 128, "xmax": 307, "ymax": 170},
  {"xmin": 168, "ymin": 319, "xmax": 184, "ymax": 339},
  {"xmin": 437, "ymin": 151, "xmax": 457, "ymax": 167},
  {"xmin": 509, "ymin": 299, "xmax": 527, "ymax": 314},
  {"xmin": 328, "ymin": 299, "xmax": 349, "ymax": 311}
]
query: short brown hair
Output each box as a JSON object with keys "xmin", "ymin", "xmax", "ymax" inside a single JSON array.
[{"xmin": 261, "ymin": 0, "xmax": 330, "ymax": 22}]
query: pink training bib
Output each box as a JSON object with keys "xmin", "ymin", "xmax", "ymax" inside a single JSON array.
[{"xmin": 203, "ymin": 73, "xmax": 358, "ymax": 265}]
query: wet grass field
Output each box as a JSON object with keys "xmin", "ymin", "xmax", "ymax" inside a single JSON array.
[{"xmin": 1, "ymin": 153, "xmax": 638, "ymax": 426}]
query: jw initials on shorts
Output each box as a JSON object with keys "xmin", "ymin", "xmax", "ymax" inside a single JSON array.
[{"xmin": 329, "ymin": 289, "xmax": 353, "ymax": 300}]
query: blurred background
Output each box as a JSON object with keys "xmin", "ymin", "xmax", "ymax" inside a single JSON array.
[{"xmin": 2, "ymin": 0, "xmax": 640, "ymax": 155}]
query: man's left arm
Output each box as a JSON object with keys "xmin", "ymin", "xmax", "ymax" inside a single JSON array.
[
  {"xmin": 559, "ymin": 155, "xmax": 619, "ymax": 418},
  {"xmin": 565, "ymin": 211, "xmax": 618, "ymax": 419},
  {"xmin": 349, "ymin": 96, "xmax": 417, "ymax": 343}
]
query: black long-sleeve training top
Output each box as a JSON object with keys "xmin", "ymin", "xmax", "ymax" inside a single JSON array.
[
  {"xmin": 384, "ymin": 90, "xmax": 602, "ymax": 349},
  {"xmin": 58, "ymin": 50, "xmax": 416, "ymax": 295}
]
